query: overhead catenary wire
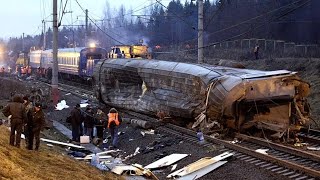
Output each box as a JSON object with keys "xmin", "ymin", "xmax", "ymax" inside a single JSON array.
[
  {"xmin": 59, "ymin": 0, "xmax": 69, "ymax": 26},
  {"xmin": 155, "ymin": 0, "xmax": 197, "ymax": 31},
  {"xmin": 162, "ymin": 0, "xmax": 309, "ymax": 49},
  {"xmin": 102, "ymin": 2, "xmax": 157, "ymax": 21},
  {"xmin": 75, "ymin": 0, "xmax": 125, "ymax": 45},
  {"xmin": 154, "ymin": 0, "xmax": 311, "ymax": 54}
]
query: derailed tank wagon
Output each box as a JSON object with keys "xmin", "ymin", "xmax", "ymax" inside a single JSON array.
[{"xmin": 93, "ymin": 59, "xmax": 311, "ymax": 137}]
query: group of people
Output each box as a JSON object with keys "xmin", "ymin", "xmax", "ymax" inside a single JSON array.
[
  {"xmin": 69, "ymin": 105, "xmax": 122, "ymax": 148},
  {"xmin": 2, "ymin": 95, "xmax": 46, "ymax": 150}
]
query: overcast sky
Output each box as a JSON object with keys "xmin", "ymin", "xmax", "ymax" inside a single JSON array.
[{"xmin": 0, "ymin": 0, "xmax": 171, "ymax": 39}]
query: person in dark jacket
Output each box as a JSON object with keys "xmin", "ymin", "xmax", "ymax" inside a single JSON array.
[
  {"xmin": 95, "ymin": 109, "xmax": 107, "ymax": 139},
  {"xmin": 23, "ymin": 95, "xmax": 33, "ymax": 148},
  {"xmin": 2, "ymin": 95, "xmax": 27, "ymax": 148},
  {"xmin": 70, "ymin": 104, "xmax": 82, "ymax": 142},
  {"xmin": 83, "ymin": 106, "xmax": 95, "ymax": 138},
  {"xmin": 27, "ymin": 103, "xmax": 45, "ymax": 150},
  {"xmin": 107, "ymin": 108, "xmax": 122, "ymax": 148}
]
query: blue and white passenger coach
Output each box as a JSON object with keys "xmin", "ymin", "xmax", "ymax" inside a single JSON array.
[{"xmin": 29, "ymin": 47, "xmax": 107, "ymax": 79}]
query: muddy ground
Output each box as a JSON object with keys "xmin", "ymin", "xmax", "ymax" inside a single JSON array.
[{"xmin": 0, "ymin": 76, "xmax": 290, "ymax": 180}]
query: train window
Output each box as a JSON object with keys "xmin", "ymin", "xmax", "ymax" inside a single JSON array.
[{"xmin": 87, "ymin": 54, "xmax": 102, "ymax": 59}]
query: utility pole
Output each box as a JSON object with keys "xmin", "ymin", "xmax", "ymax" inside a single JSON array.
[
  {"xmin": 198, "ymin": 0, "xmax": 204, "ymax": 64},
  {"xmin": 85, "ymin": 9, "xmax": 88, "ymax": 46},
  {"xmin": 52, "ymin": 0, "xmax": 59, "ymax": 106},
  {"xmin": 42, "ymin": 20, "xmax": 46, "ymax": 50}
]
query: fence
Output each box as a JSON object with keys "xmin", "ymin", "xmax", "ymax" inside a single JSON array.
[{"xmin": 209, "ymin": 38, "xmax": 320, "ymax": 59}]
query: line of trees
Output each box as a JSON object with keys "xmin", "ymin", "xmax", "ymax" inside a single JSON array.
[{"xmin": 5, "ymin": 0, "xmax": 319, "ymax": 54}]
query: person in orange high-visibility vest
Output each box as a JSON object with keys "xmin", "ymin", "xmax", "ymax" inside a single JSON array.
[{"xmin": 107, "ymin": 108, "xmax": 122, "ymax": 148}]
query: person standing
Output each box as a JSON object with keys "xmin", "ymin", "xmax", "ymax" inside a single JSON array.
[
  {"xmin": 70, "ymin": 104, "xmax": 82, "ymax": 142},
  {"xmin": 2, "ymin": 95, "xmax": 27, "ymax": 148},
  {"xmin": 83, "ymin": 106, "xmax": 95, "ymax": 138},
  {"xmin": 27, "ymin": 103, "xmax": 45, "ymax": 150},
  {"xmin": 95, "ymin": 109, "xmax": 107, "ymax": 140},
  {"xmin": 254, "ymin": 44, "xmax": 260, "ymax": 60},
  {"xmin": 107, "ymin": 108, "xmax": 122, "ymax": 148},
  {"xmin": 23, "ymin": 95, "xmax": 33, "ymax": 149}
]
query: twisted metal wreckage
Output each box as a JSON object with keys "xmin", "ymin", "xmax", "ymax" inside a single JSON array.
[{"xmin": 94, "ymin": 59, "xmax": 311, "ymax": 137}]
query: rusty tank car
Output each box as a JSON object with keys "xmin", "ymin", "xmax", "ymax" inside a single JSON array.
[{"xmin": 93, "ymin": 59, "xmax": 311, "ymax": 137}]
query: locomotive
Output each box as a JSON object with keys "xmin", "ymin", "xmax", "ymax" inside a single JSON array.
[
  {"xmin": 93, "ymin": 58, "xmax": 311, "ymax": 138},
  {"xmin": 108, "ymin": 44, "xmax": 152, "ymax": 59},
  {"xmin": 29, "ymin": 47, "xmax": 107, "ymax": 80}
]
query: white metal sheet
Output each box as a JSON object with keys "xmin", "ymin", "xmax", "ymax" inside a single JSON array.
[
  {"xmin": 144, "ymin": 154, "xmax": 189, "ymax": 169},
  {"xmin": 167, "ymin": 152, "xmax": 233, "ymax": 178},
  {"xmin": 177, "ymin": 161, "xmax": 227, "ymax": 180}
]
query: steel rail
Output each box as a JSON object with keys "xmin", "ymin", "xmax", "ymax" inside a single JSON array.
[{"xmin": 235, "ymin": 133, "xmax": 320, "ymax": 162}]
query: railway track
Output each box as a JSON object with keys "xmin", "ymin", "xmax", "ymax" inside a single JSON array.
[
  {"xmin": 41, "ymin": 79, "xmax": 320, "ymax": 179},
  {"xmin": 298, "ymin": 128, "xmax": 320, "ymax": 146},
  {"xmin": 125, "ymin": 111, "xmax": 320, "ymax": 179}
]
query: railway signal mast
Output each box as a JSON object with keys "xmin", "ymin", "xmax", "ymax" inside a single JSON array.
[{"xmin": 52, "ymin": 0, "xmax": 60, "ymax": 106}]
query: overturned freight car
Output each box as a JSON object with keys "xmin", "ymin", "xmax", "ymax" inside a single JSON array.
[{"xmin": 93, "ymin": 59, "xmax": 311, "ymax": 137}]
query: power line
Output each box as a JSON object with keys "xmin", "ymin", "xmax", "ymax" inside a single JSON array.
[
  {"xmin": 59, "ymin": 0, "xmax": 69, "ymax": 26},
  {"xmin": 156, "ymin": 0, "xmax": 311, "ymax": 51},
  {"xmin": 154, "ymin": 0, "xmax": 311, "ymax": 54},
  {"xmin": 103, "ymin": 2, "xmax": 157, "ymax": 21},
  {"xmin": 203, "ymin": 0, "xmax": 310, "ymax": 40},
  {"xmin": 155, "ymin": 0, "xmax": 197, "ymax": 31},
  {"xmin": 75, "ymin": 0, "xmax": 125, "ymax": 45}
]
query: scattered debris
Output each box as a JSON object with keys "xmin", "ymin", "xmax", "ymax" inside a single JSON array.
[
  {"xmin": 81, "ymin": 99, "xmax": 88, "ymax": 104},
  {"xmin": 80, "ymin": 136, "xmax": 90, "ymax": 144},
  {"xmin": 144, "ymin": 129, "xmax": 155, "ymax": 135},
  {"xmin": 255, "ymin": 149, "xmax": 269, "ymax": 155},
  {"xmin": 230, "ymin": 138, "xmax": 239, "ymax": 144},
  {"xmin": 46, "ymin": 144, "xmax": 54, "ymax": 147},
  {"xmin": 55, "ymin": 100, "xmax": 69, "ymax": 110},
  {"xmin": 294, "ymin": 142, "xmax": 308, "ymax": 147},
  {"xmin": 40, "ymin": 138, "xmax": 84, "ymax": 149},
  {"xmin": 65, "ymin": 93, "xmax": 71, "ymax": 95},
  {"xmin": 117, "ymin": 131, "xmax": 125, "ymax": 136},
  {"xmin": 171, "ymin": 164, "xmax": 177, "ymax": 172},
  {"xmin": 68, "ymin": 151, "xmax": 86, "ymax": 158},
  {"xmin": 307, "ymin": 147, "xmax": 320, "ymax": 151},
  {"xmin": 75, "ymin": 155, "xmax": 112, "ymax": 160},
  {"xmin": 144, "ymin": 154, "xmax": 189, "ymax": 169},
  {"xmin": 167, "ymin": 152, "xmax": 233, "ymax": 179},
  {"xmin": 131, "ymin": 119, "xmax": 153, "ymax": 129},
  {"xmin": 112, "ymin": 164, "xmax": 159, "ymax": 180},
  {"xmin": 141, "ymin": 129, "xmax": 155, "ymax": 137},
  {"xmin": 85, "ymin": 150, "xmax": 121, "ymax": 159},
  {"xmin": 124, "ymin": 147, "xmax": 140, "ymax": 161},
  {"xmin": 89, "ymin": 152, "xmax": 110, "ymax": 171},
  {"xmin": 173, "ymin": 161, "xmax": 228, "ymax": 180},
  {"xmin": 80, "ymin": 103, "xmax": 89, "ymax": 108}
]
